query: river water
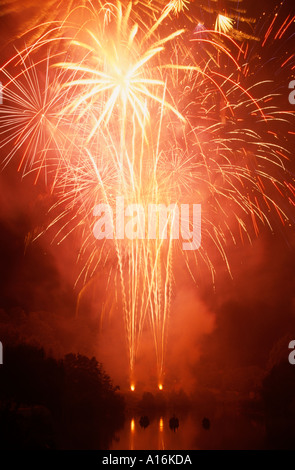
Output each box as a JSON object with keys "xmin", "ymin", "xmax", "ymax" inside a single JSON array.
[{"xmin": 110, "ymin": 408, "xmax": 266, "ymax": 450}]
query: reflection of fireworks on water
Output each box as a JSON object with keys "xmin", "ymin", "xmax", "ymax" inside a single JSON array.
[{"xmin": 0, "ymin": 1, "xmax": 294, "ymax": 388}]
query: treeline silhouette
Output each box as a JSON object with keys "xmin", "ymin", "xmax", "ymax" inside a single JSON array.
[
  {"xmin": 262, "ymin": 360, "xmax": 295, "ymax": 450},
  {"xmin": 0, "ymin": 344, "xmax": 124, "ymax": 449}
]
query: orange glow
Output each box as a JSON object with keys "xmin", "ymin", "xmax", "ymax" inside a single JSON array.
[
  {"xmin": 130, "ymin": 418, "xmax": 135, "ymax": 432},
  {"xmin": 159, "ymin": 417, "xmax": 164, "ymax": 431},
  {"xmin": 1, "ymin": 0, "xmax": 294, "ymax": 391}
]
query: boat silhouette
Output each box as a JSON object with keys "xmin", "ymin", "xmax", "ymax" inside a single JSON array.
[{"xmin": 169, "ymin": 415, "xmax": 179, "ymax": 431}]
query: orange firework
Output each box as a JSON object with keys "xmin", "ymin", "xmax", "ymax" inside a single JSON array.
[{"xmin": 0, "ymin": 0, "xmax": 294, "ymax": 389}]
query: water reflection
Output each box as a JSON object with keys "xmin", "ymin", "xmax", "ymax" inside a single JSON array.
[
  {"xmin": 111, "ymin": 414, "xmax": 198, "ymax": 450},
  {"xmin": 110, "ymin": 408, "xmax": 266, "ymax": 450},
  {"xmin": 130, "ymin": 418, "xmax": 135, "ymax": 433},
  {"xmin": 130, "ymin": 418, "xmax": 135, "ymax": 450}
]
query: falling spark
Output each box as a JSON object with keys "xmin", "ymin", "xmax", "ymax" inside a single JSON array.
[{"xmin": 215, "ymin": 14, "xmax": 234, "ymax": 34}]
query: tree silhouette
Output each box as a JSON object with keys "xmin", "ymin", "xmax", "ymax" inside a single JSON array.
[
  {"xmin": 262, "ymin": 361, "xmax": 295, "ymax": 449},
  {"xmin": 0, "ymin": 344, "xmax": 124, "ymax": 449}
]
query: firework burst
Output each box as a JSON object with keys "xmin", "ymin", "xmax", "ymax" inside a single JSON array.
[{"xmin": 0, "ymin": 0, "xmax": 294, "ymax": 388}]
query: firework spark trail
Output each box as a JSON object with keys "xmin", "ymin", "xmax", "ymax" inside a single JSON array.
[
  {"xmin": 0, "ymin": 1, "xmax": 294, "ymax": 388},
  {"xmin": 48, "ymin": 3, "xmax": 190, "ymax": 384}
]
